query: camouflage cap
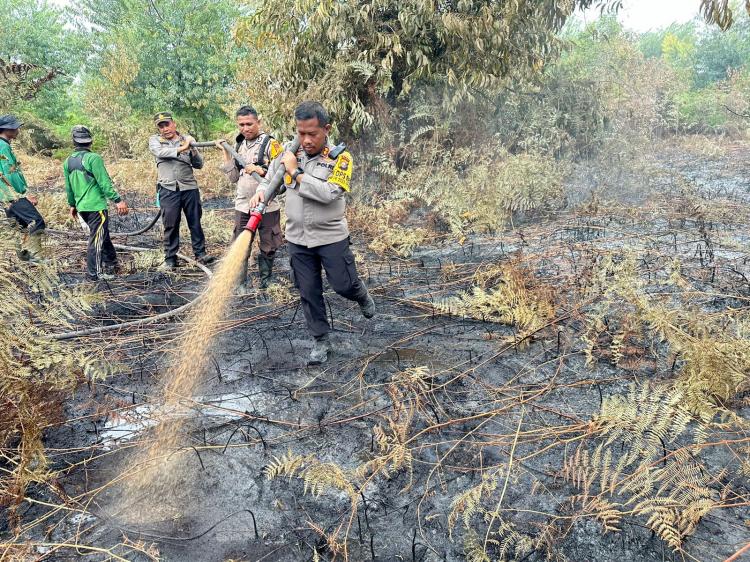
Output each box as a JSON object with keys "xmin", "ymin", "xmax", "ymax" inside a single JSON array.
[
  {"xmin": 0, "ymin": 114, "xmax": 23, "ymax": 130},
  {"xmin": 154, "ymin": 111, "xmax": 173, "ymax": 125},
  {"xmin": 71, "ymin": 125, "xmax": 93, "ymax": 143}
]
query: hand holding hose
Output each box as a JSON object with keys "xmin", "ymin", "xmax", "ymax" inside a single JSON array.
[
  {"xmin": 281, "ymin": 151, "xmax": 298, "ymax": 173},
  {"xmin": 249, "ymin": 189, "xmax": 265, "ymax": 209},
  {"xmin": 178, "ymin": 135, "xmax": 196, "ymax": 153}
]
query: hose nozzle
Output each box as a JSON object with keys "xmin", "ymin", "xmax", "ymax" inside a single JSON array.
[{"xmin": 244, "ymin": 207, "xmax": 264, "ymax": 232}]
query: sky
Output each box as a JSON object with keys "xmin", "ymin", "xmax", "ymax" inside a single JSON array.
[{"xmin": 581, "ymin": 0, "xmax": 700, "ymax": 31}]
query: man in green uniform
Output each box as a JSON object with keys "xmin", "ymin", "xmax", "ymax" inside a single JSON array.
[
  {"xmin": 63, "ymin": 125, "xmax": 129, "ymax": 280},
  {"xmin": 0, "ymin": 114, "xmax": 47, "ymax": 262}
]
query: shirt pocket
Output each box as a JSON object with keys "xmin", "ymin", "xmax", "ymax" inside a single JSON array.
[{"xmin": 309, "ymin": 162, "xmax": 333, "ymax": 181}]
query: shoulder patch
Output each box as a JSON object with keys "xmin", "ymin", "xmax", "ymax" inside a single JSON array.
[
  {"xmin": 269, "ymin": 139, "xmax": 283, "ymax": 159},
  {"xmin": 328, "ymin": 151, "xmax": 353, "ymax": 192}
]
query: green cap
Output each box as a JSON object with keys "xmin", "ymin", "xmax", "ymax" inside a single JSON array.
[{"xmin": 154, "ymin": 111, "xmax": 173, "ymax": 125}]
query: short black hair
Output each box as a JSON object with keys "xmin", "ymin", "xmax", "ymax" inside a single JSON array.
[
  {"xmin": 236, "ymin": 105, "xmax": 259, "ymax": 118},
  {"xmin": 294, "ymin": 101, "xmax": 329, "ymax": 127},
  {"xmin": 74, "ymin": 142, "xmax": 92, "ymax": 148}
]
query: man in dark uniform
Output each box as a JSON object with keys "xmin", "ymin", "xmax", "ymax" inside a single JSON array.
[
  {"xmin": 217, "ymin": 105, "xmax": 283, "ymax": 291},
  {"xmin": 250, "ymin": 101, "xmax": 375, "ymax": 365},
  {"xmin": 148, "ymin": 111, "xmax": 215, "ymax": 270},
  {"xmin": 64, "ymin": 125, "xmax": 129, "ymax": 280},
  {"xmin": 0, "ymin": 114, "xmax": 47, "ymax": 262}
]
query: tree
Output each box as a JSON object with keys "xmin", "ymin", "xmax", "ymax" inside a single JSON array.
[
  {"xmin": 693, "ymin": 12, "xmax": 750, "ymax": 86},
  {"xmin": 78, "ymin": 0, "xmax": 247, "ymax": 135},
  {"xmin": 0, "ymin": 0, "xmax": 83, "ymax": 113},
  {"xmin": 242, "ymin": 0, "xmax": 631, "ymax": 139}
]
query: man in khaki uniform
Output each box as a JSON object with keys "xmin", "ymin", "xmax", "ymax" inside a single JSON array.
[
  {"xmin": 250, "ymin": 101, "xmax": 375, "ymax": 365},
  {"xmin": 148, "ymin": 111, "xmax": 215, "ymax": 270},
  {"xmin": 217, "ymin": 105, "xmax": 283, "ymax": 291}
]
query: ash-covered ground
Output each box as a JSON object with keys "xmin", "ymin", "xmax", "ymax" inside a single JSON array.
[{"xmin": 4, "ymin": 140, "xmax": 750, "ymax": 561}]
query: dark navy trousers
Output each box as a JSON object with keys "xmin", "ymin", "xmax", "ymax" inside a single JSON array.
[{"xmin": 287, "ymin": 237, "xmax": 368, "ymax": 337}]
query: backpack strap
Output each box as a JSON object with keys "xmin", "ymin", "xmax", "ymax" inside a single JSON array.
[
  {"xmin": 255, "ymin": 134, "xmax": 273, "ymax": 172},
  {"xmin": 67, "ymin": 150, "xmax": 95, "ymax": 182},
  {"xmin": 329, "ymin": 143, "xmax": 347, "ymax": 159},
  {"xmin": 67, "ymin": 150, "xmax": 97, "ymax": 208}
]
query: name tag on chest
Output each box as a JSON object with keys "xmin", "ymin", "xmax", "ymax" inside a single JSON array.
[{"xmin": 312, "ymin": 160, "xmax": 335, "ymax": 174}]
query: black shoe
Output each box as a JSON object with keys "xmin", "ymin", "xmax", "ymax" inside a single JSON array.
[
  {"xmin": 257, "ymin": 254, "xmax": 274, "ymax": 289},
  {"xmin": 308, "ymin": 335, "xmax": 332, "ymax": 366},
  {"xmin": 159, "ymin": 259, "xmax": 178, "ymax": 272},
  {"xmin": 196, "ymin": 253, "xmax": 216, "ymax": 265},
  {"xmin": 358, "ymin": 292, "xmax": 376, "ymax": 319},
  {"xmin": 103, "ymin": 262, "xmax": 119, "ymax": 275}
]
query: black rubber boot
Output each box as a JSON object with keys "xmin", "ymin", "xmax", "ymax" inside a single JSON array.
[
  {"xmin": 235, "ymin": 258, "xmax": 254, "ymax": 296},
  {"xmin": 358, "ymin": 291, "xmax": 376, "ymax": 318},
  {"xmin": 258, "ymin": 254, "xmax": 275, "ymax": 289}
]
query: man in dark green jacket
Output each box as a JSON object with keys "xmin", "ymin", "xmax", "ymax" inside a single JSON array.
[
  {"xmin": 63, "ymin": 125, "xmax": 129, "ymax": 280},
  {"xmin": 0, "ymin": 114, "xmax": 47, "ymax": 262}
]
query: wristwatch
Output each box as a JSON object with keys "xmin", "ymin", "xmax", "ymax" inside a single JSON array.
[{"xmin": 290, "ymin": 166, "xmax": 304, "ymax": 182}]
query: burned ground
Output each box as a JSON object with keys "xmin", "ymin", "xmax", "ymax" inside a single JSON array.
[{"xmin": 3, "ymin": 140, "xmax": 750, "ymax": 561}]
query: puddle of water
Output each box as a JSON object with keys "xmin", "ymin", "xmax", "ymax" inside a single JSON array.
[{"xmin": 98, "ymin": 393, "xmax": 259, "ymax": 449}]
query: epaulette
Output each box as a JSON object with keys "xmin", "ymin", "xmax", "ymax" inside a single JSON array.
[{"xmin": 329, "ymin": 143, "xmax": 347, "ymax": 159}]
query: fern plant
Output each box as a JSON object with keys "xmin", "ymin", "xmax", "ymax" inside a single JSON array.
[
  {"xmin": 0, "ymin": 222, "xmax": 104, "ymax": 528},
  {"xmin": 435, "ymin": 262, "xmax": 555, "ymax": 341},
  {"xmin": 561, "ymin": 383, "xmax": 717, "ymax": 550}
]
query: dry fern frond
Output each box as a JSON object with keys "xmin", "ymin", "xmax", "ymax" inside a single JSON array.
[
  {"xmin": 563, "ymin": 383, "xmax": 718, "ymax": 550},
  {"xmin": 369, "ymin": 224, "xmax": 429, "ymax": 257},
  {"xmin": 302, "ymin": 462, "xmax": 356, "ymax": 499},
  {"xmin": 435, "ymin": 263, "xmax": 554, "ymax": 338},
  {"xmin": 265, "ymin": 451, "xmax": 357, "ymax": 502},
  {"xmin": 0, "ymin": 222, "xmax": 107, "ymax": 525},
  {"xmin": 448, "ymin": 473, "xmax": 499, "ymax": 535},
  {"xmin": 264, "ymin": 450, "xmax": 308, "ymax": 480}
]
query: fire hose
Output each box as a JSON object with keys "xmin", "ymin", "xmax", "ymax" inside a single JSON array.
[
  {"xmin": 190, "ymin": 140, "xmax": 264, "ymax": 184},
  {"xmin": 108, "ymin": 140, "xmax": 252, "ymax": 236},
  {"xmin": 113, "ymin": 209, "xmax": 162, "ymax": 237},
  {"xmin": 242, "ymin": 137, "xmax": 301, "ymax": 233},
  {"xmin": 108, "ymin": 139, "xmax": 250, "ymax": 236},
  {"xmin": 191, "ymin": 138, "xmax": 301, "ymax": 233},
  {"xmin": 100, "ymin": 141, "xmax": 249, "ymax": 237}
]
